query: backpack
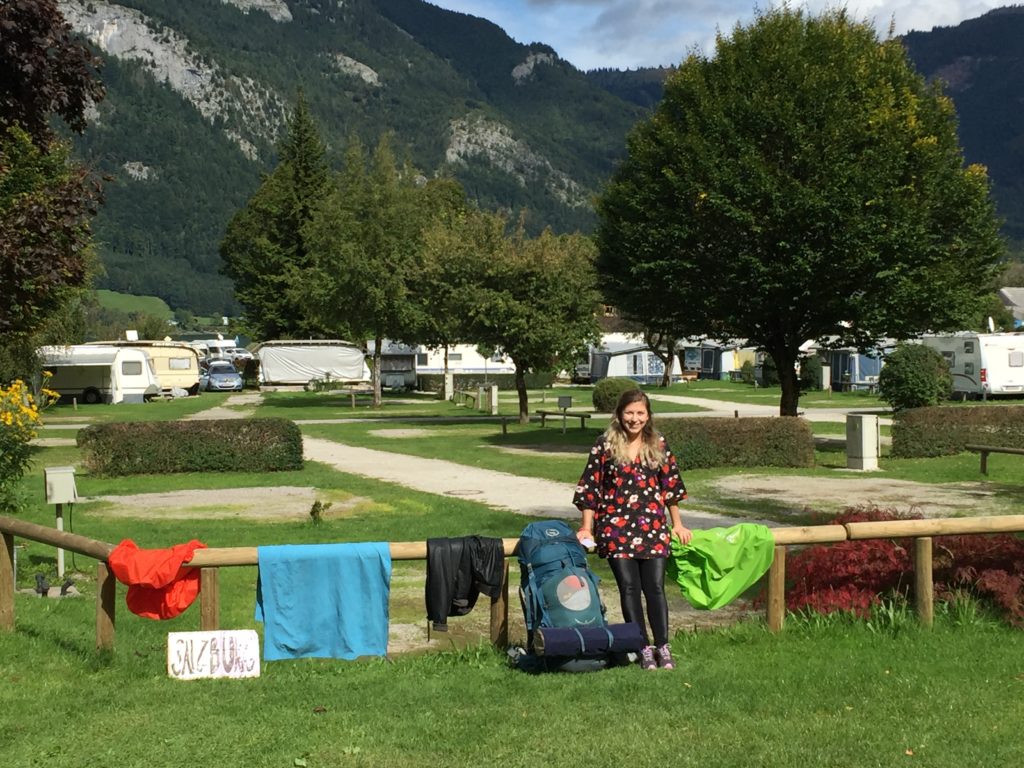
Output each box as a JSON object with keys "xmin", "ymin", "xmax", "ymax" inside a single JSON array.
[{"xmin": 517, "ymin": 520, "xmax": 606, "ymax": 655}]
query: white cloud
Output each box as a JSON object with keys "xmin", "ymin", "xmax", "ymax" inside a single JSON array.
[{"xmin": 428, "ymin": 1, "xmax": 1008, "ymax": 70}]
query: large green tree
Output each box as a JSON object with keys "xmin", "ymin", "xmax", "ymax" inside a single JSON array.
[
  {"xmin": 304, "ymin": 135, "xmax": 442, "ymax": 405},
  {"xmin": 449, "ymin": 214, "xmax": 601, "ymax": 422},
  {"xmin": 220, "ymin": 91, "xmax": 333, "ymax": 340},
  {"xmin": 0, "ymin": 0, "xmax": 104, "ymax": 382},
  {"xmin": 597, "ymin": 8, "xmax": 1005, "ymax": 415}
]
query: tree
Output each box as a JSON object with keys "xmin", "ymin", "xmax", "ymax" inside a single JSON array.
[
  {"xmin": 878, "ymin": 343, "xmax": 951, "ymax": 411},
  {"xmin": 220, "ymin": 91, "xmax": 333, "ymax": 340},
  {"xmin": 0, "ymin": 0, "xmax": 104, "ymax": 148},
  {"xmin": 596, "ymin": 7, "xmax": 1004, "ymax": 416},
  {"xmin": 304, "ymin": 135, "xmax": 435, "ymax": 406},
  {"xmin": 417, "ymin": 181, "xmax": 493, "ymax": 377},
  {"xmin": 0, "ymin": 0, "xmax": 104, "ymax": 382},
  {"xmin": 454, "ymin": 214, "xmax": 601, "ymax": 422}
]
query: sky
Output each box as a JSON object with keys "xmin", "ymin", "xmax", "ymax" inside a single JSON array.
[{"xmin": 427, "ymin": 1, "xmax": 1008, "ymax": 71}]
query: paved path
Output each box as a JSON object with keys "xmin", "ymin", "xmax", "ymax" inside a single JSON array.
[{"xmin": 303, "ymin": 436, "xmax": 777, "ymax": 528}]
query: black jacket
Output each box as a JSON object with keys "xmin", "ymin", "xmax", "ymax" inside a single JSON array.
[{"xmin": 425, "ymin": 536, "xmax": 505, "ymax": 631}]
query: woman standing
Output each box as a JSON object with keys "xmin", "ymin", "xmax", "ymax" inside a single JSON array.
[{"xmin": 573, "ymin": 388, "xmax": 692, "ymax": 670}]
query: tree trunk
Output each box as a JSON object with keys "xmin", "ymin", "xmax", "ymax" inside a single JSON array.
[
  {"xmin": 373, "ymin": 334, "xmax": 383, "ymax": 407},
  {"xmin": 773, "ymin": 346, "xmax": 801, "ymax": 416},
  {"xmin": 658, "ymin": 338, "xmax": 677, "ymax": 387},
  {"xmin": 515, "ymin": 362, "xmax": 529, "ymax": 424}
]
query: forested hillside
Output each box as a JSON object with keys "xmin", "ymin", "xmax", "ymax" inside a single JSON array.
[
  {"xmin": 60, "ymin": 1, "xmax": 1024, "ymax": 315},
  {"xmin": 61, "ymin": 0, "xmax": 643, "ymax": 314}
]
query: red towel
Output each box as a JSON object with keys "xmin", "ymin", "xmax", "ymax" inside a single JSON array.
[{"xmin": 107, "ymin": 539, "xmax": 207, "ymax": 620}]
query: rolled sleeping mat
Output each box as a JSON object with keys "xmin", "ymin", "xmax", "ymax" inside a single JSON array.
[{"xmin": 534, "ymin": 622, "xmax": 645, "ymax": 657}]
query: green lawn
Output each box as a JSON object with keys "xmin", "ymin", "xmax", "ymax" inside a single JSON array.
[
  {"xmin": 5, "ymin": 390, "xmax": 1024, "ymax": 766},
  {"xmin": 658, "ymin": 379, "xmax": 886, "ymax": 409},
  {"xmin": 95, "ymin": 288, "xmax": 173, "ymax": 319}
]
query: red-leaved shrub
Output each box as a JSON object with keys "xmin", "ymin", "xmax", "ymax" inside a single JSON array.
[{"xmin": 784, "ymin": 506, "xmax": 1024, "ymax": 626}]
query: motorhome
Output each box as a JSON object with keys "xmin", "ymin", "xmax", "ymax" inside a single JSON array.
[
  {"xmin": 39, "ymin": 345, "xmax": 161, "ymax": 404},
  {"xmin": 921, "ymin": 332, "xmax": 1024, "ymax": 398},
  {"xmin": 93, "ymin": 340, "xmax": 202, "ymax": 395},
  {"xmin": 254, "ymin": 340, "xmax": 370, "ymax": 386}
]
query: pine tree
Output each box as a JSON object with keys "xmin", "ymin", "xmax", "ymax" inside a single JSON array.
[{"xmin": 220, "ymin": 90, "xmax": 333, "ymax": 339}]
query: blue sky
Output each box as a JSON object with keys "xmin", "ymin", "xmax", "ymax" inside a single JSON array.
[{"xmin": 428, "ymin": 1, "xmax": 1007, "ymax": 70}]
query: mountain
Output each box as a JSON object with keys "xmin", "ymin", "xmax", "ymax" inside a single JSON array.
[
  {"xmin": 59, "ymin": 2, "xmax": 1024, "ymax": 315},
  {"xmin": 901, "ymin": 6, "xmax": 1024, "ymax": 247},
  {"xmin": 59, "ymin": 0, "xmax": 645, "ymax": 314}
]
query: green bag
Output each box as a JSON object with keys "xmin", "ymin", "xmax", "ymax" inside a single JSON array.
[{"xmin": 667, "ymin": 524, "xmax": 775, "ymax": 610}]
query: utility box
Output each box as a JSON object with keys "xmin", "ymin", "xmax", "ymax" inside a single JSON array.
[
  {"xmin": 846, "ymin": 415, "xmax": 879, "ymax": 471},
  {"xmin": 44, "ymin": 466, "xmax": 78, "ymax": 505},
  {"xmin": 557, "ymin": 396, "xmax": 572, "ymax": 410}
]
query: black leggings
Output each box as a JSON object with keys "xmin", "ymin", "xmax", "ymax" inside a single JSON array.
[{"xmin": 608, "ymin": 557, "xmax": 669, "ymax": 647}]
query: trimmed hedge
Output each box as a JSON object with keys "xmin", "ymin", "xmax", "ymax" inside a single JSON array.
[
  {"xmin": 592, "ymin": 377, "xmax": 639, "ymax": 412},
  {"xmin": 891, "ymin": 405, "xmax": 1024, "ymax": 458},
  {"xmin": 417, "ymin": 372, "xmax": 555, "ymax": 393},
  {"xmin": 658, "ymin": 417, "xmax": 815, "ymax": 469},
  {"xmin": 77, "ymin": 418, "xmax": 304, "ymax": 476}
]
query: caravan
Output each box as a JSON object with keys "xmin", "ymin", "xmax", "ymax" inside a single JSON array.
[
  {"xmin": 39, "ymin": 345, "xmax": 161, "ymax": 404},
  {"xmin": 921, "ymin": 332, "xmax": 1024, "ymax": 398},
  {"xmin": 255, "ymin": 340, "xmax": 370, "ymax": 386},
  {"xmin": 93, "ymin": 340, "xmax": 202, "ymax": 396}
]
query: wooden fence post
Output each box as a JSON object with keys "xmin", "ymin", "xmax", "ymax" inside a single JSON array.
[
  {"xmin": 200, "ymin": 568, "xmax": 220, "ymax": 631},
  {"xmin": 914, "ymin": 537, "xmax": 934, "ymax": 628},
  {"xmin": 766, "ymin": 545, "xmax": 787, "ymax": 633},
  {"xmin": 490, "ymin": 559, "xmax": 510, "ymax": 649},
  {"xmin": 96, "ymin": 562, "xmax": 116, "ymax": 652},
  {"xmin": 1, "ymin": 533, "xmax": 14, "ymax": 632}
]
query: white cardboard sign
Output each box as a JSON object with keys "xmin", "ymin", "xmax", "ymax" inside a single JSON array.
[{"xmin": 167, "ymin": 630, "xmax": 261, "ymax": 680}]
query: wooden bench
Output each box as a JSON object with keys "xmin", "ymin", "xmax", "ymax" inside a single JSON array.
[
  {"xmin": 965, "ymin": 444, "xmax": 1024, "ymax": 475},
  {"xmin": 535, "ymin": 410, "xmax": 592, "ymax": 429}
]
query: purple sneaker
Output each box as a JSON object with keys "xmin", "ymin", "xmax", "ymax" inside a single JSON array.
[
  {"xmin": 656, "ymin": 644, "xmax": 675, "ymax": 670},
  {"xmin": 639, "ymin": 645, "xmax": 657, "ymax": 671}
]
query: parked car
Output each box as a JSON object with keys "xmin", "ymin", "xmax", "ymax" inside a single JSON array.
[
  {"xmin": 226, "ymin": 347, "xmax": 254, "ymax": 361},
  {"xmin": 204, "ymin": 360, "xmax": 243, "ymax": 392}
]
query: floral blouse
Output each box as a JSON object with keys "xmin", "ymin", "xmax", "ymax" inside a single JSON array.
[{"xmin": 573, "ymin": 435, "xmax": 687, "ymax": 559}]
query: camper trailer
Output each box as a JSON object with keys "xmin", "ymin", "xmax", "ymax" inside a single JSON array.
[
  {"xmin": 39, "ymin": 345, "xmax": 161, "ymax": 404},
  {"xmin": 921, "ymin": 332, "xmax": 1024, "ymax": 398},
  {"xmin": 254, "ymin": 340, "xmax": 370, "ymax": 386},
  {"xmin": 93, "ymin": 341, "xmax": 201, "ymax": 396},
  {"xmin": 589, "ymin": 339, "xmax": 683, "ymax": 384}
]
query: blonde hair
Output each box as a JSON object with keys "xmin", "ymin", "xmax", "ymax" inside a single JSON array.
[{"xmin": 603, "ymin": 389, "xmax": 665, "ymax": 468}]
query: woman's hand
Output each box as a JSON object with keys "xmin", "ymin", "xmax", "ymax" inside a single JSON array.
[
  {"xmin": 672, "ymin": 524, "xmax": 693, "ymax": 546},
  {"xmin": 576, "ymin": 528, "xmax": 595, "ymax": 548}
]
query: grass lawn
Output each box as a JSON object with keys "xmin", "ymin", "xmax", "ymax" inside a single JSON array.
[
  {"xmin": 658, "ymin": 379, "xmax": 886, "ymax": 410},
  {"xmin": 4, "ymin": 392, "xmax": 1024, "ymax": 766},
  {"xmin": 2, "ymin": 593, "xmax": 1022, "ymax": 767},
  {"xmin": 95, "ymin": 288, "xmax": 173, "ymax": 319}
]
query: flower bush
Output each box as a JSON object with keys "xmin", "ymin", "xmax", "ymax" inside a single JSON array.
[{"xmin": 0, "ymin": 379, "xmax": 56, "ymax": 513}]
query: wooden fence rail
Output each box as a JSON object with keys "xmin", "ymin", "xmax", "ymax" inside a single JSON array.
[{"xmin": 4, "ymin": 513, "xmax": 1024, "ymax": 654}]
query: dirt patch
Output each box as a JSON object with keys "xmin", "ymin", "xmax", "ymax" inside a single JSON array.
[
  {"xmin": 82, "ymin": 486, "xmax": 371, "ymax": 522},
  {"xmin": 712, "ymin": 473, "xmax": 1003, "ymax": 517}
]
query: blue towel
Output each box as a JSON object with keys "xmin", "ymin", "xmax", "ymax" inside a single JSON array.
[{"xmin": 255, "ymin": 542, "xmax": 391, "ymax": 661}]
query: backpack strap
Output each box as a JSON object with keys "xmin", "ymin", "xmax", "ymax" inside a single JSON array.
[{"xmin": 573, "ymin": 628, "xmax": 586, "ymax": 654}]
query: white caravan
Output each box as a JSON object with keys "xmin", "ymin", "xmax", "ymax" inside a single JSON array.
[
  {"xmin": 93, "ymin": 340, "xmax": 202, "ymax": 395},
  {"xmin": 254, "ymin": 340, "xmax": 370, "ymax": 386},
  {"xmin": 39, "ymin": 345, "xmax": 161, "ymax": 404},
  {"xmin": 920, "ymin": 332, "xmax": 1024, "ymax": 397}
]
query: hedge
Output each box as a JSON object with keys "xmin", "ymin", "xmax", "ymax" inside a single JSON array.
[
  {"xmin": 658, "ymin": 417, "xmax": 815, "ymax": 469},
  {"xmin": 891, "ymin": 405, "xmax": 1024, "ymax": 458},
  {"xmin": 77, "ymin": 418, "xmax": 304, "ymax": 476},
  {"xmin": 417, "ymin": 371, "xmax": 555, "ymax": 394},
  {"xmin": 592, "ymin": 377, "xmax": 639, "ymax": 413}
]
